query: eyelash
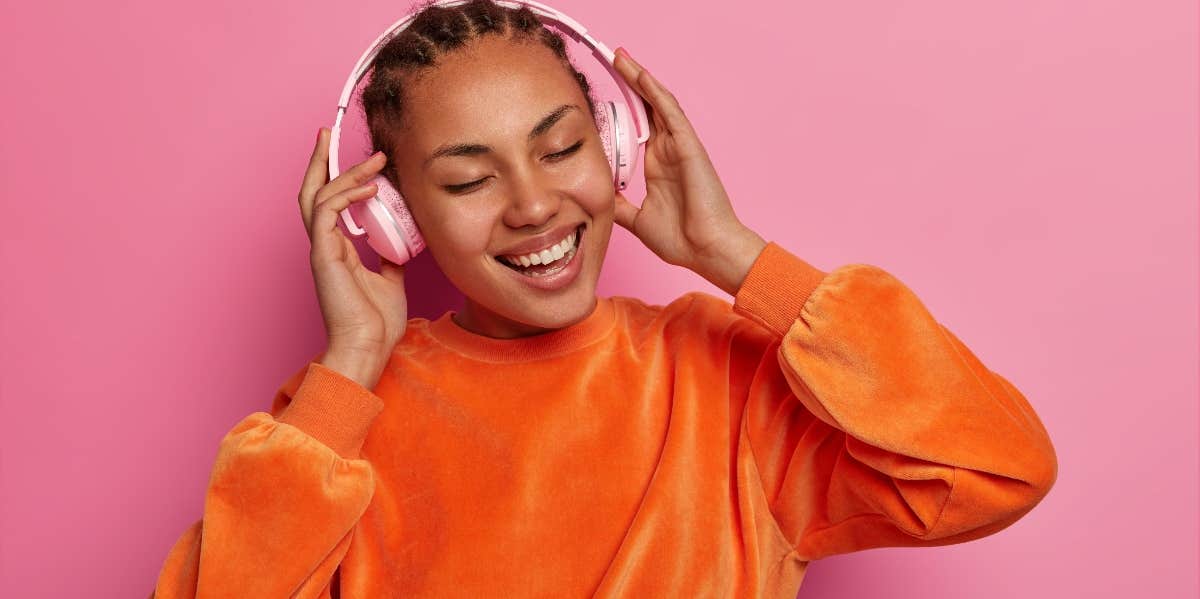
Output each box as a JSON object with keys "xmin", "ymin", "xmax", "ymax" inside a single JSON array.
[{"xmin": 443, "ymin": 140, "xmax": 585, "ymax": 194}]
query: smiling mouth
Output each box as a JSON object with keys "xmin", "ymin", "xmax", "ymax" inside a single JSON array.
[{"xmin": 494, "ymin": 223, "xmax": 584, "ymax": 275}]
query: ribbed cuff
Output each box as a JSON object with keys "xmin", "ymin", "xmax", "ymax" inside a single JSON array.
[
  {"xmin": 276, "ymin": 362, "xmax": 385, "ymax": 459},
  {"xmin": 732, "ymin": 242, "xmax": 828, "ymax": 337}
]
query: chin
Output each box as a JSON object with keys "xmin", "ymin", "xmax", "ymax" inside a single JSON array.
[
  {"xmin": 508, "ymin": 279, "xmax": 598, "ymax": 328},
  {"xmin": 479, "ymin": 273, "xmax": 598, "ymax": 338}
]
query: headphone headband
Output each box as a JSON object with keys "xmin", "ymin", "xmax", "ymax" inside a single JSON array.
[{"xmin": 329, "ymin": 0, "xmax": 649, "ymax": 184}]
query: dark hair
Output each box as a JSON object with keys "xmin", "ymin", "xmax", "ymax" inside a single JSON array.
[{"xmin": 358, "ymin": 0, "xmax": 598, "ymax": 190}]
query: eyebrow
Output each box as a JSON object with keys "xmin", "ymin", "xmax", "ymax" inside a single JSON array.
[{"xmin": 423, "ymin": 104, "xmax": 581, "ymax": 168}]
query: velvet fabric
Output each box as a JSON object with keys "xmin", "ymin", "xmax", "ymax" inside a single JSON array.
[{"xmin": 152, "ymin": 241, "xmax": 1057, "ymax": 598}]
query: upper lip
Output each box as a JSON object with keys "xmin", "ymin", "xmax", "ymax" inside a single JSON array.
[{"xmin": 495, "ymin": 223, "xmax": 582, "ymax": 257}]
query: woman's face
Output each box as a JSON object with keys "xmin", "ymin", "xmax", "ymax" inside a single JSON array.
[{"xmin": 388, "ymin": 35, "xmax": 615, "ymax": 339}]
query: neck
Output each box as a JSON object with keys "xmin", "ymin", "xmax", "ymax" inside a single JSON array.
[{"xmin": 453, "ymin": 298, "xmax": 592, "ymax": 339}]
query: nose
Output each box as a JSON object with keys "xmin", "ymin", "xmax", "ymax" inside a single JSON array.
[{"xmin": 501, "ymin": 166, "xmax": 561, "ymax": 230}]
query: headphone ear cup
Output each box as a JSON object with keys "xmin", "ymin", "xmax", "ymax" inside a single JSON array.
[
  {"xmin": 594, "ymin": 100, "xmax": 618, "ymax": 184},
  {"xmin": 347, "ymin": 174, "xmax": 426, "ymax": 265},
  {"xmin": 609, "ymin": 100, "xmax": 639, "ymax": 191}
]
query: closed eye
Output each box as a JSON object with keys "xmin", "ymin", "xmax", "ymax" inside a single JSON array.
[
  {"xmin": 545, "ymin": 139, "xmax": 584, "ymax": 161},
  {"xmin": 442, "ymin": 140, "xmax": 585, "ymax": 194},
  {"xmin": 444, "ymin": 178, "xmax": 487, "ymax": 194}
]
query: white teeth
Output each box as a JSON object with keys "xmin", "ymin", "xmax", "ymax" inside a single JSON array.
[{"xmin": 500, "ymin": 228, "xmax": 579, "ymax": 268}]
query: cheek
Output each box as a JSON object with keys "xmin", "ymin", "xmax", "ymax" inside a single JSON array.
[
  {"xmin": 442, "ymin": 209, "xmax": 497, "ymax": 256},
  {"xmin": 564, "ymin": 150, "xmax": 615, "ymax": 215},
  {"xmin": 416, "ymin": 202, "xmax": 493, "ymax": 258}
]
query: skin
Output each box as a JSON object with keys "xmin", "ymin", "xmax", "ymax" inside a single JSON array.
[
  {"xmin": 298, "ymin": 35, "xmax": 769, "ymax": 387},
  {"xmin": 606, "ymin": 48, "xmax": 768, "ymax": 299},
  {"xmin": 389, "ymin": 35, "xmax": 767, "ymax": 339},
  {"xmin": 389, "ymin": 35, "xmax": 616, "ymax": 339}
]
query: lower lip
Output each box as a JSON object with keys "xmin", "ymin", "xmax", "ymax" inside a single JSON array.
[{"xmin": 496, "ymin": 225, "xmax": 585, "ymax": 291}]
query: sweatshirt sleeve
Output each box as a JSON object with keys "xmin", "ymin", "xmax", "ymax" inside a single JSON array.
[
  {"xmin": 730, "ymin": 242, "xmax": 1058, "ymax": 562},
  {"xmin": 151, "ymin": 354, "xmax": 385, "ymax": 598}
]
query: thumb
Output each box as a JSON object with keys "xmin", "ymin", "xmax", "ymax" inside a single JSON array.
[{"xmin": 613, "ymin": 192, "xmax": 640, "ymax": 232}]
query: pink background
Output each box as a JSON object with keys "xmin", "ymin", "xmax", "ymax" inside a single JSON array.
[{"xmin": 1, "ymin": 0, "xmax": 1196, "ymax": 597}]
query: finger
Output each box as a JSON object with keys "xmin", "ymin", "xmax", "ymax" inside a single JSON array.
[
  {"xmin": 614, "ymin": 48, "xmax": 693, "ymax": 137},
  {"xmin": 613, "ymin": 49, "xmax": 662, "ymax": 130},
  {"xmin": 613, "ymin": 191, "xmax": 640, "ymax": 232},
  {"xmin": 642, "ymin": 97, "xmax": 662, "ymax": 145},
  {"xmin": 314, "ymin": 150, "xmax": 388, "ymax": 212},
  {"xmin": 310, "ymin": 182, "xmax": 378, "ymax": 256},
  {"xmin": 613, "ymin": 47, "xmax": 651, "ymax": 102},
  {"xmin": 299, "ymin": 127, "xmax": 331, "ymax": 233},
  {"xmin": 637, "ymin": 69, "xmax": 690, "ymax": 137},
  {"xmin": 341, "ymin": 231, "xmax": 364, "ymax": 271}
]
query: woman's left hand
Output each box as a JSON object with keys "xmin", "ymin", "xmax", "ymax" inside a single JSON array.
[{"xmin": 611, "ymin": 47, "xmax": 767, "ymax": 296}]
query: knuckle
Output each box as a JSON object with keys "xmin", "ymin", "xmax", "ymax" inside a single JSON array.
[
  {"xmin": 317, "ymin": 194, "xmax": 337, "ymax": 213},
  {"xmin": 313, "ymin": 186, "xmax": 332, "ymax": 207},
  {"xmin": 351, "ymin": 165, "xmax": 377, "ymax": 184}
]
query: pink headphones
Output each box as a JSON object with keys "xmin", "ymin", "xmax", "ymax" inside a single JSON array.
[{"xmin": 328, "ymin": 0, "xmax": 650, "ymax": 266}]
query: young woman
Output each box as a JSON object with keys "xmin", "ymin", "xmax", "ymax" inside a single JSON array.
[{"xmin": 152, "ymin": 1, "xmax": 1058, "ymax": 597}]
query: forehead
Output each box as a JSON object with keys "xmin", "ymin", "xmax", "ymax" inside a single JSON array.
[{"xmin": 397, "ymin": 35, "xmax": 587, "ymax": 149}]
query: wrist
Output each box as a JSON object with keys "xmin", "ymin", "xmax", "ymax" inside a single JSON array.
[
  {"xmin": 696, "ymin": 226, "xmax": 767, "ymax": 296},
  {"xmin": 320, "ymin": 349, "xmax": 386, "ymax": 390}
]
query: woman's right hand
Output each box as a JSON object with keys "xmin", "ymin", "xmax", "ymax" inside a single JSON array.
[{"xmin": 297, "ymin": 127, "xmax": 408, "ymax": 388}]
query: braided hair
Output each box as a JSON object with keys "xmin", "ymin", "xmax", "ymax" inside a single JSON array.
[{"xmin": 358, "ymin": 0, "xmax": 599, "ymax": 190}]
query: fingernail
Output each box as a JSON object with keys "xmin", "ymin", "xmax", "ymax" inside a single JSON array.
[{"xmin": 616, "ymin": 46, "xmax": 629, "ymax": 59}]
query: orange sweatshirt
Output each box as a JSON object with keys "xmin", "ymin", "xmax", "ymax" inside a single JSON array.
[{"xmin": 152, "ymin": 242, "xmax": 1057, "ymax": 598}]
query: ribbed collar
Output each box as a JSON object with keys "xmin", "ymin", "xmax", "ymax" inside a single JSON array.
[{"xmin": 426, "ymin": 296, "xmax": 617, "ymax": 362}]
